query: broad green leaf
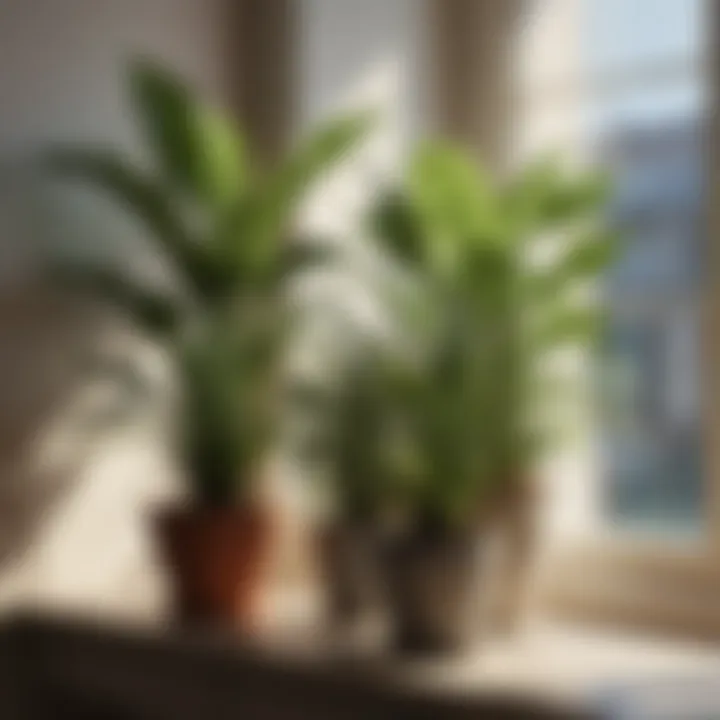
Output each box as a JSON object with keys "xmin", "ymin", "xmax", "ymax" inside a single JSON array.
[
  {"xmin": 408, "ymin": 140, "xmax": 502, "ymax": 246},
  {"xmin": 214, "ymin": 111, "xmax": 374, "ymax": 283},
  {"xmin": 51, "ymin": 259, "xmax": 180, "ymax": 337},
  {"xmin": 129, "ymin": 59, "xmax": 246, "ymax": 208},
  {"xmin": 49, "ymin": 149, "xmax": 201, "ymax": 270},
  {"xmin": 257, "ymin": 110, "xmax": 374, "ymax": 240},
  {"xmin": 281, "ymin": 110, "xmax": 375, "ymax": 191},
  {"xmin": 368, "ymin": 189, "xmax": 425, "ymax": 266},
  {"xmin": 559, "ymin": 229, "xmax": 619, "ymax": 277},
  {"xmin": 543, "ymin": 171, "xmax": 611, "ymax": 224},
  {"xmin": 525, "ymin": 229, "xmax": 619, "ymax": 301},
  {"xmin": 532, "ymin": 306, "xmax": 604, "ymax": 349},
  {"xmin": 276, "ymin": 240, "xmax": 339, "ymax": 280},
  {"xmin": 199, "ymin": 108, "xmax": 248, "ymax": 208},
  {"xmin": 504, "ymin": 159, "xmax": 611, "ymax": 237},
  {"xmin": 501, "ymin": 157, "xmax": 558, "ymax": 237},
  {"xmin": 462, "ymin": 243, "xmax": 515, "ymax": 308},
  {"xmin": 46, "ymin": 148, "xmax": 225, "ymax": 299}
]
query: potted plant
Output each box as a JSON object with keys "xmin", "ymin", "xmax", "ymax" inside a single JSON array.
[
  {"xmin": 363, "ymin": 140, "xmax": 618, "ymax": 653},
  {"xmin": 291, "ymin": 346, "xmax": 394, "ymax": 631},
  {"xmin": 46, "ymin": 60, "xmax": 371, "ymax": 628}
]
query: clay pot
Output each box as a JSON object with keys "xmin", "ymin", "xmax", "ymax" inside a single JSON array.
[
  {"xmin": 382, "ymin": 526, "xmax": 484, "ymax": 655},
  {"xmin": 317, "ymin": 521, "xmax": 383, "ymax": 628},
  {"xmin": 154, "ymin": 504, "xmax": 271, "ymax": 629}
]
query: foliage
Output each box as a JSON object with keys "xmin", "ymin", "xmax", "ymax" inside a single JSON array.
[
  {"xmin": 358, "ymin": 141, "xmax": 618, "ymax": 530},
  {"xmin": 47, "ymin": 59, "xmax": 371, "ymax": 505}
]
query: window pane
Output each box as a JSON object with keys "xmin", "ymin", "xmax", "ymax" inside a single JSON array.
[
  {"xmin": 599, "ymin": 304, "xmax": 704, "ymax": 531},
  {"xmin": 586, "ymin": 0, "xmax": 704, "ymax": 78},
  {"xmin": 586, "ymin": 0, "xmax": 707, "ymax": 533},
  {"xmin": 589, "ymin": 78, "xmax": 705, "ymax": 137}
]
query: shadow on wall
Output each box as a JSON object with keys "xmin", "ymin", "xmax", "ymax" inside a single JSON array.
[
  {"xmin": 0, "ymin": 160, "xmax": 177, "ymax": 617},
  {"xmin": 0, "ymin": 289, "xmax": 102, "ymax": 568}
]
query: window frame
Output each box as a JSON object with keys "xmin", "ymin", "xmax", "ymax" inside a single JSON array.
[
  {"xmin": 533, "ymin": 0, "xmax": 720, "ymax": 638},
  {"xmin": 428, "ymin": 0, "xmax": 720, "ymax": 638}
]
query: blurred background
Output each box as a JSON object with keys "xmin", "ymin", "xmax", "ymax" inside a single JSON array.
[{"xmin": 0, "ymin": 0, "xmax": 716, "ymax": 701}]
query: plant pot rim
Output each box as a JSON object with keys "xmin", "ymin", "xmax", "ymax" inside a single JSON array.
[{"xmin": 150, "ymin": 500, "xmax": 268, "ymax": 523}]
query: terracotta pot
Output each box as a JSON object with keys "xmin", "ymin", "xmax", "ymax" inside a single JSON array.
[
  {"xmin": 154, "ymin": 504, "xmax": 271, "ymax": 629},
  {"xmin": 382, "ymin": 527, "xmax": 484, "ymax": 655},
  {"xmin": 317, "ymin": 521, "xmax": 382, "ymax": 628}
]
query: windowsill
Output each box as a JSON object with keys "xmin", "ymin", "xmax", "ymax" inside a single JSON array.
[
  {"xmin": 4, "ymin": 604, "xmax": 720, "ymax": 719},
  {"xmin": 259, "ymin": 593, "xmax": 720, "ymax": 708},
  {"xmin": 542, "ymin": 538, "xmax": 720, "ymax": 642}
]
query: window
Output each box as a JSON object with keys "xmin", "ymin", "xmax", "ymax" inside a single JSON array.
[
  {"xmin": 518, "ymin": 0, "xmax": 708, "ymax": 533},
  {"xmin": 516, "ymin": 0, "xmax": 716, "ymax": 634},
  {"xmin": 588, "ymin": 0, "xmax": 707, "ymax": 535}
]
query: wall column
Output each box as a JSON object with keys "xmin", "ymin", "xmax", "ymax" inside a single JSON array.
[
  {"xmin": 229, "ymin": 0, "xmax": 297, "ymax": 167},
  {"xmin": 428, "ymin": 0, "xmax": 525, "ymax": 172}
]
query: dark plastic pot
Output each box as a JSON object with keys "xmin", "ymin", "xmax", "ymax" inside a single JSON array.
[
  {"xmin": 154, "ymin": 503, "xmax": 271, "ymax": 629},
  {"xmin": 382, "ymin": 526, "xmax": 484, "ymax": 655}
]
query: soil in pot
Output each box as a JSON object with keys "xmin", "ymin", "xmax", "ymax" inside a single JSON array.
[
  {"xmin": 155, "ymin": 504, "xmax": 271, "ymax": 629},
  {"xmin": 382, "ymin": 526, "xmax": 484, "ymax": 656}
]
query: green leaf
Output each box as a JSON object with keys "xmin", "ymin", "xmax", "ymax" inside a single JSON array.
[
  {"xmin": 179, "ymin": 328, "xmax": 277, "ymax": 504},
  {"xmin": 258, "ymin": 110, "xmax": 375, "ymax": 240},
  {"xmin": 533, "ymin": 307, "xmax": 604, "ymax": 349},
  {"xmin": 282, "ymin": 110, "xmax": 375, "ymax": 190},
  {"xmin": 501, "ymin": 157, "xmax": 556, "ymax": 236},
  {"xmin": 561, "ymin": 229, "xmax": 619, "ymax": 276},
  {"xmin": 51, "ymin": 259, "xmax": 180, "ymax": 337},
  {"xmin": 408, "ymin": 141, "xmax": 502, "ymax": 241},
  {"xmin": 367, "ymin": 189, "xmax": 425, "ymax": 266},
  {"xmin": 277, "ymin": 239, "xmax": 339, "ymax": 280},
  {"xmin": 129, "ymin": 59, "xmax": 247, "ymax": 208},
  {"xmin": 462, "ymin": 243, "xmax": 515, "ymax": 308},
  {"xmin": 544, "ymin": 172, "xmax": 611, "ymax": 224},
  {"xmin": 198, "ymin": 108, "xmax": 249, "ymax": 208},
  {"xmin": 45, "ymin": 148, "xmax": 225, "ymax": 299},
  {"xmin": 214, "ymin": 111, "xmax": 374, "ymax": 283},
  {"xmin": 525, "ymin": 229, "xmax": 619, "ymax": 301},
  {"xmin": 504, "ymin": 159, "xmax": 611, "ymax": 237}
]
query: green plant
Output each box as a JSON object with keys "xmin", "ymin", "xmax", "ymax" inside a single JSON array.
[
  {"xmin": 363, "ymin": 140, "xmax": 618, "ymax": 531},
  {"xmin": 48, "ymin": 59, "xmax": 371, "ymax": 506}
]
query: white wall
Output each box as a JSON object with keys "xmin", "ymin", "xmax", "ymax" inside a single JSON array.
[
  {"xmin": 296, "ymin": 0, "xmax": 429, "ymax": 234},
  {"xmin": 286, "ymin": 0, "xmax": 430, "ymax": 378}
]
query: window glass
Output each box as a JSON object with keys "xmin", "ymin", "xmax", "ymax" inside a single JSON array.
[{"xmin": 585, "ymin": 0, "xmax": 708, "ymax": 533}]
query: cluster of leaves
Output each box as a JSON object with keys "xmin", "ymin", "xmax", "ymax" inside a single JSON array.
[
  {"xmin": 349, "ymin": 141, "xmax": 619, "ymax": 530},
  {"xmin": 48, "ymin": 59, "xmax": 371, "ymax": 505}
]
